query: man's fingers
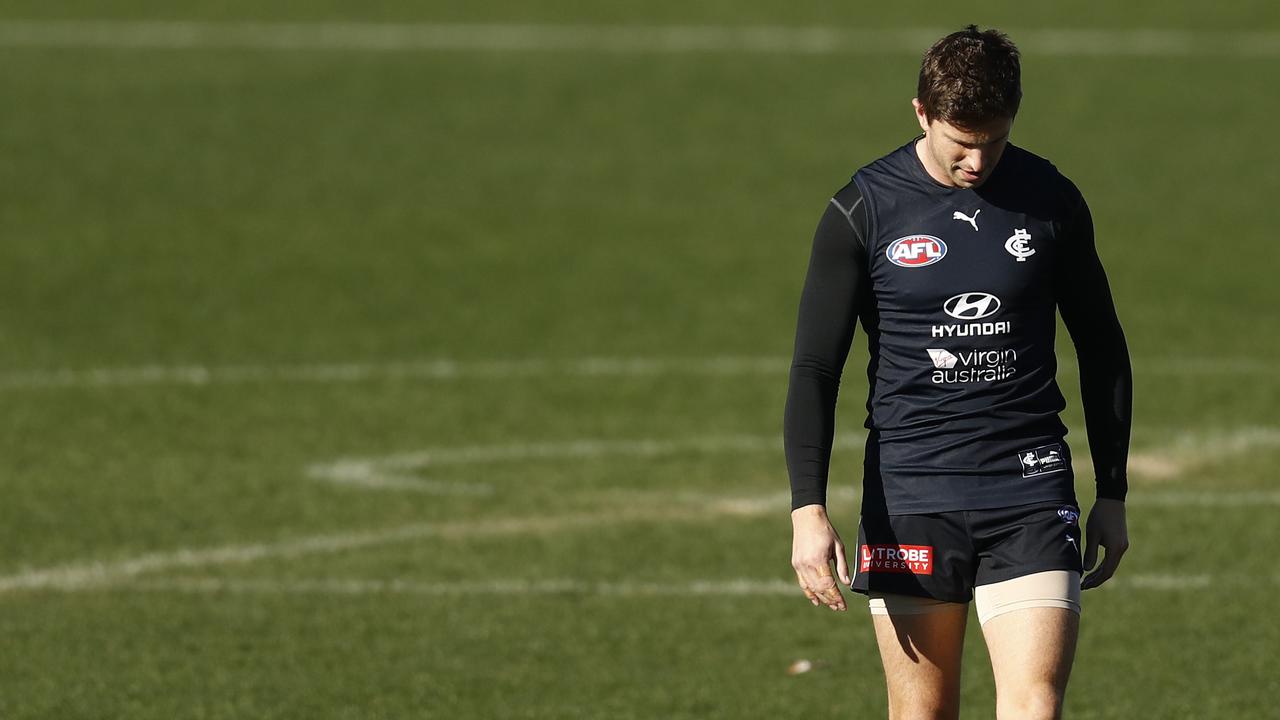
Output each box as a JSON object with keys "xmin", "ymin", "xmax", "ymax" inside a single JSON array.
[
  {"xmin": 1082, "ymin": 544, "xmax": 1127, "ymax": 590},
  {"xmin": 808, "ymin": 568, "xmax": 846, "ymax": 611},
  {"xmin": 794, "ymin": 569, "xmax": 819, "ymax": 606},
  {"xmin": 834, "ymin": 540, "xmax": 852, "ymax": 586},
  {"xmin": 794, "ymin": 563, "xmax": 846, "ymax": 611},
  {"xmin": 1082, "ymin": 561, "xmax": 1114, "ymax": 589},
  {"xmin": 1082, "ymin": 531, "xmax": 1100, "ymax": 571}
]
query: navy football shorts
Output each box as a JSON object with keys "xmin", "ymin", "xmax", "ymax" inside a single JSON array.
[{"xmin": 850, "ymin": 500, "xmax": 1085, "ymax": 603}]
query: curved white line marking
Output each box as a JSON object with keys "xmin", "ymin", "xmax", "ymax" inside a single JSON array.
[
  {"xmin": 1128, "ymin": 426, "xmax": 1280, "ymax": 480},
  {"xmin": 304, "ymin": 432, "xmax": 864, "ymax": 493}
]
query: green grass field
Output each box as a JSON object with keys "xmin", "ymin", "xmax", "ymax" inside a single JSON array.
[{"xmin": 1, "ymin": 3, "xmax": 1278, "ymax": 718}]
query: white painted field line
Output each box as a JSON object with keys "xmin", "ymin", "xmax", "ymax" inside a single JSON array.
[
  {"xmin": 304, "ymin": 423, "xmax": 1276, "ymax": 495},
  {"xmin": 1128, "ymin": 426, "xmax": 1280, "ymax": 480},
  {"xmin": 127, "ymin": 572, "xmax": 1267, "ymax": 598},
  {"xmin": 0, "ymin": 354, "xmax": 1269, "ymax": 391},
  {"xmin": 1140, "ymin": 357, "xmax": 1276, "ymax": 376},
  {"xmin": 307, "ymin": 432, "xmax": 865, "ymax": 494},
  {"xmin": 0, "ymin": 487, "xmax": 859, "ymax": 595},
  {"xmin": 1, "ymin": 21, "xmax": 1279, "ymax": 57},
  {"xmin": 0, "ymin": 423, "xmax": 1273, "ymax": 595},
  {"xmin": 1, "ymin": 479, "xmax": 1274, "ymax": 598},
  {"xmin": 1130, "ymin": 490, "xmax": 1280, "ymax": 507},
  {"xmin": 0, "ymin": 356, "xmax": 789, "ymax": 391},
  {"xmin": 132, "ymin": 576, "xmax": 802, "ymax": 597},
  {"xmin": 0, "ymin": 480, "xmax": 1273, "ymax": 596}
]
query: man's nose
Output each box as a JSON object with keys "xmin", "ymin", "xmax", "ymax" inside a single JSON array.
[{"xmin": 966, "ymin": 149, "xmax": 986, "ymax": 174}]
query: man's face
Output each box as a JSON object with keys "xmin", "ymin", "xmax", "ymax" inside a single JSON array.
[{"xmin": 912, "ymin": 99, "xmax": 1013, "ymax": 189}]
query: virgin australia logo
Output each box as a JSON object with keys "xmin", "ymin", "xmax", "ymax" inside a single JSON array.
[{"xmin": 927, "ymin": 347, "xmax": 1017, "ymax": 383}]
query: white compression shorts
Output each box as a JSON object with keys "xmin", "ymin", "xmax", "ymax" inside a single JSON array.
[{"xmin": 868, "ymin": 570, "xmax": 1082, "ymax": 625}]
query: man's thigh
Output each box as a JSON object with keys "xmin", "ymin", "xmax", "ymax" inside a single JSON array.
[
  {"xmin": 980, "ymin": 602, "xmax": 1079, "ymax": 720},
  {"xmin": 971, "ymin": 505, "xmax": 1084, "ymax": 719},
  {"xmin": 870, "ymin": 596, "xmax": 969, "ymax": 720}
]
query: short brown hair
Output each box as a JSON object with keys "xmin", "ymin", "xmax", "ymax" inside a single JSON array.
[{"xmin": 917, "ymin": 25, "xmax": 1021, "ymax": 125}]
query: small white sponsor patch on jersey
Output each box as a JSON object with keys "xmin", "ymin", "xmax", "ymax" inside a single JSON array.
[{"xmin": 1018, "ymin": 443, "xmax": 1066, "ymax": 477}]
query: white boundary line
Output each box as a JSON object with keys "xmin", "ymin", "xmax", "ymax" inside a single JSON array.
[
  {"xmin": 2, "ymin": 482, "xmax": 1277, "ymax": 596},
  {"xmin": 0, "ymin": 356, "xmax": 789, "ymax": 390},
  {"xmin": 0, "ymin": 511, "xmax": 639, "ymax": 593},
  {"xmin": 0, "ymin": 354, "xmax": 1271, "ymax": 391},
  {"xmin": 1127, "ymin": 426, "xmax": 1280, "ymax": 479},
  {"xmin": 1, "ymin": 22, "xmax": 1279, "ymax": 57},
  {"xmin": 0, "ymin": 489, "xmax": 848, "ymax": 595},
  {"xmin": 122, "ymin": 572, "xmax": 1272, "ymax": 597},
  {"xmin": 1, "ymin": 422, "xmax": 1276, "ymax": 594},
  {"xmin": 302, "ymin": 425, "xmax": 1278, "ymax": 494},
  {"xmin": 306, "ymin": 432, "xmax": 865, "ymax": 494},
  {"xmin": 132, "ymin": 576, "xmax": 802, "ymax": 597}
]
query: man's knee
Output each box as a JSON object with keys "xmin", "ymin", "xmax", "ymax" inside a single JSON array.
[{"xmin": 995, "ymin": 683, "xmax": 1064, "ymax": 720}]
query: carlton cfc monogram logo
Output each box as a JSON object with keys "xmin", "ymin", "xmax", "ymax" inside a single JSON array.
[
  {"xmin": 886, "ymin": 235, "xmax": 948, "ymax": 267},
  {"xmin": 1005, "ymin": 228, "xmax": 1035, "ymax": 261}
]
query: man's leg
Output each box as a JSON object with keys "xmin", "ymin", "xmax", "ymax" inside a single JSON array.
[
  {"xmin": 870, "ymin": 595, "xmax": 969, "ymax": 720},
  {"xmin": 977, "ymin": 572, "xmax": 1081, "ymax": 720}
]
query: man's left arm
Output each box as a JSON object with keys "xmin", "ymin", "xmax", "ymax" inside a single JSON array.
[{"xmin": 1055, "ymin": 190, "xmax": 1133, "ymax": 590}]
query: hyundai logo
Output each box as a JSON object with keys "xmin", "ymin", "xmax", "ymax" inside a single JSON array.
[{"xmin": 943, "ymin": 292, "xmax": 1001, "ymax": 320}]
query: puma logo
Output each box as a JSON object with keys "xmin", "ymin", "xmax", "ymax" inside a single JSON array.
[{"xmin": 952, "ymin": 209, "xmax": 980, "ymax": 231}]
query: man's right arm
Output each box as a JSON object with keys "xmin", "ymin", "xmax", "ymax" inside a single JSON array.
[
  {"xmin": 784, "ymin": 183, "xmax": 868, "ymax": 610},
  {"xmin": 783, "ymin": 184, "xmax": 869, "ymax": 511}
]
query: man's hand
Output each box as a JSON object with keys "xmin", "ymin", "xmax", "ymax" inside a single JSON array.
[
  {"xmin": 1081, "ymin": 498, "xmax": 1129, "ymax": 590},
  {"xmin": 790, "ymin": 504, "xmax": 852, "ymax": 611}
]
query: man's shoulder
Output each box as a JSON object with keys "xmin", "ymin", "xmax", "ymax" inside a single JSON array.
[
  {"xmin": 827, "ymin": 141, "xmax": 910, "ymax": 210},
  {"xmin": 1002, "ymin": 144, "xmax": 1082, "ymax": 197},
  {"xmin": 829, "ymin": 178, "xmax": 863, "ymax": 211},
  {"xmin": 851, "ymin": 138, "xmax": 918, "ymax": 182},
  {"xmin": 998, "ymin": 143, "xmax": 1086, "ymax": 215}
]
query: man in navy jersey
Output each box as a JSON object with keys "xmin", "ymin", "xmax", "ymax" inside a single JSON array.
[{"xmin": 784, "ymin": 26, "xmax": 1131, "ymax": 720}]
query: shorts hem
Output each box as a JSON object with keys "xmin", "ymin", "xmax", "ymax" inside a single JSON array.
[
  {"xmin": 850, "ymin": 583, "xmax": 972, "ymax": 604},
  {"xmin": 976, "ymin": 563, "xmax": 1082, "ymax": 588},
  {"xmin": 869, "ymin": 592, "xmax": 967, "ymax": 616}
]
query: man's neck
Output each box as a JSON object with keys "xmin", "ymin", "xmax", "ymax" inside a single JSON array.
[{"xmin": 913, "ymin": 136, "xmax": 956, "ymax": 187}]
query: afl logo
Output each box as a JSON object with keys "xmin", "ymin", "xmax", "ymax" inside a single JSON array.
[
  {"xmin": 943, "ymin": 292, "xmax": 1001, "ymax": 320},
  {"xmin": 887, "ymin": 235, "xmax": 947, "ymax": 267}
]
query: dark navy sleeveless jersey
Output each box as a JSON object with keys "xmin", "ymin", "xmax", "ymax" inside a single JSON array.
[
  {"xmin": 784, "ymin": 137, "xmax": 1132, "ymax": 516},
  {"xmin": 855, "ymin": 139, "xmax": 1079, "ymax": 513}
]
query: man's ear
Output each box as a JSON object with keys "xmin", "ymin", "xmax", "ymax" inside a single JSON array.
[{"xmin": 911, "ymin": 98, "xmax": 930, "ymax": 134}]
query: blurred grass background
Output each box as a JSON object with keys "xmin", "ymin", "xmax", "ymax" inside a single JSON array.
[{"xmin": 0, "ymin": 3, "xmax": 1277, "ymax": 718}]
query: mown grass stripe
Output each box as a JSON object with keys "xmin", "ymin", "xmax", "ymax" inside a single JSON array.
[{"xmin": 1, "ymin": 22, "xmax": 1279, "ymax": 57}]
